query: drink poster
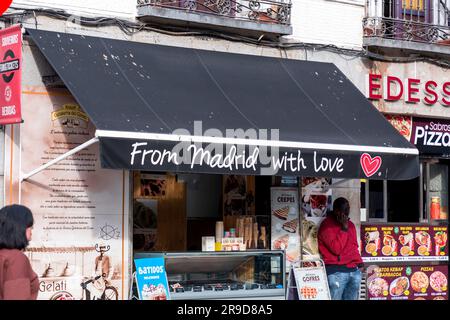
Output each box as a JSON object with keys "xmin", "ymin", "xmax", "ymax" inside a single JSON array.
[
  {"xmin": 361, "ymin": 224, "xmax": 448, "ymax": 262},
  {"xmin": 134, "ymin": 257, "xmax": 170, "ymax": 300},
  {"xmin": 300, "ymin": 178, "xmax": 332, "ymax": 260},
  {"xmin": 271, "ymin": 187, "xmax": 300, "ymax": 269},
  {"xmin": 367, "ymin": 265, "xmax": 448, "ymax": 300}
]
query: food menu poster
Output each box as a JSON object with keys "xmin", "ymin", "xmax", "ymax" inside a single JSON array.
[
  {"xmin": 134, "ymin": 258, "xmax": 170, "ymax": 300},
  {"xmin": 367, "ymin": 265, "xmax": 448, "ymax": 300},
  {"xmin": 270, "ymin": 187, "xmax": 300, "ymax": 269},
  {"xmin": 361, "ymin": 225, "xmax": 448, "ymax": 262}
]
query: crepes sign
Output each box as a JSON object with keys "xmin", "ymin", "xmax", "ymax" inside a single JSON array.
[{"xmin": 0, "ymin": 25, "xmax": 22, "ymax": 125}]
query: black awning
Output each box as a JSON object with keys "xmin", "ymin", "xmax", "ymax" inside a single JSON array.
[{"xmin": 27, "ymin": 29, "xmax": 419, "ymax": 179}]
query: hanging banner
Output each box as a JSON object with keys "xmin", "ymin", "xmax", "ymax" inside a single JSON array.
[
  {"xmin": 134, "ymin": 257, "xmax": 170, "ymax": 300},
  {"xmin": 0, "ymin": 25, "xmax": 22, "ymax": 125}
]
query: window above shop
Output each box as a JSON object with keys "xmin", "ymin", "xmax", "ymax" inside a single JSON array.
[
  {"xmin": 136, "ymin": 0, "xmax": 293, "ymax": 39},
  {"xmin": 363, "ymin": 0, "xmax": 450, "ymax": 57}
]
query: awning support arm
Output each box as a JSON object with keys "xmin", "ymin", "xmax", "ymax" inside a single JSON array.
[{"xmin": 20, "ymin": 137, "xmax": 99, "ymax": 182}]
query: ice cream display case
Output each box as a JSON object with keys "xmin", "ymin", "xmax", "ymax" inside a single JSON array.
[{"xmin": 135, "ymin": 250, "xmax": 286, "ymax": 300}]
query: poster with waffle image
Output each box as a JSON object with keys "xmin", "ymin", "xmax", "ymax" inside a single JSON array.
[
  {"xmin": 293, "ymin": 266, "xmax": 331, "ymax": 300},
  {"xmin": 271, "ymin": 187, "xmax": 300, "ymax": 270}
]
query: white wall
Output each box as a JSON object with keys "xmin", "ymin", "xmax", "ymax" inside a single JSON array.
[
  {"xmin": 287, "ymin": 0, "xmax": 365, "ymax": 49},
  {"xmin": 11, "ymin": 0, "xmax": 136, "ymax": 19},
  {"xmin": 10, "ymin": 0, "xmax": 367, "ymax": 49}
]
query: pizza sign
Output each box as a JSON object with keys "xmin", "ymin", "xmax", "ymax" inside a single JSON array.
[{"xmin": 0, "ymin": 25, "xmax": 22, "ymax": 125}]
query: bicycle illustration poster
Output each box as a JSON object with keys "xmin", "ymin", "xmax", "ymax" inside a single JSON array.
[{"xmin": 17, "ymin": 90, "xmax": 129, "ymax": 300}]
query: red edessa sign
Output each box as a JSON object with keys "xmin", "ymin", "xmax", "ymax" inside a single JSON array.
[
  {"xmin": 366, "ymin": 73, "xmax": 450, "ymax": 106},
  {"xmin": 0, "ymin": 25, "xmax": 22, "ymax": 125}
]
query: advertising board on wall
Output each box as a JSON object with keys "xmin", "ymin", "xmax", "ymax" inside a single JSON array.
[
  {"xmin": 271, "ymin": 187, "xmax": 300, "ymax": 269},
  {"xmin": 361, "ymin": 224, "xmax": 448, "ymax": 263},
  {"xmin": 18, "ymin": 87, "xmax": 129, "ymax": 300},
  {"xmin": 367, "ymin": 265, "xmax": 448, "ymax": 300}
]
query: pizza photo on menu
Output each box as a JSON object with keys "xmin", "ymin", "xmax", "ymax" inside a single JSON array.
[
  {"xmin": 385, "ymin": 114, "xmax": 413, "ymax": 141},
  {"xmin": 430, "ymin": 271, "xmax": 448, "ymax": 293},
  {"xmin": 411, "ymin": 271, "xmax": 429, "ymax": 293}
]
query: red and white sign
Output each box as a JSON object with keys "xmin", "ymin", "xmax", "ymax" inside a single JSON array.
[
  {"xmin": 360, "ymin": 153, "xmax": 382, "ymax": 178},
  {"xmin": 0, "ymin": 25, "xmax": 22, "ymax": 125},
  {"xmin": 366, "ymin": 73, "xmax": 450, "ymax": 107},
  {"xmin": 0, "ymin": 1, "xmax": 13, "ymax": 17}
]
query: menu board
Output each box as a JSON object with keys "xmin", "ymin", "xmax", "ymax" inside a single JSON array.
[
  {"xmin": 361, "ymin": 224, "xmax": 448, "ymax": 262},
  {"xmin": 367, "ymin": 265, "xmax": 448, "ymax": 300}
]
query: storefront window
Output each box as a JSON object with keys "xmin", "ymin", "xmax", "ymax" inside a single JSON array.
[
  {"xmin": 363, "ymin": 178, "xmax": 421, "ymax": 223},
  {"xmin": 364, "ymin": 159, "xmax": 450, "ymax": 223},
  {"xmin": 368, "ymin": 180, "xmax": 385, "ymax": 221},
  {"xmin": 427, "ymin": 161, "xmax": 449, "ymax": 221}
]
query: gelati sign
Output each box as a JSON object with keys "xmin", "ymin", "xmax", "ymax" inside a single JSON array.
[{"xmin": 0, "ymin": 25, "xmax": 22, "ymax": 125}]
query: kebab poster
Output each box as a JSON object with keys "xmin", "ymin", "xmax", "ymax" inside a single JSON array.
[
  {"xmin": 367, "ymin": 265, "xmax": 448, "ymax": 300},
  {"xmin": 362, "ymin": 224, "xmax": 448, "ymax": 262},
  {"xmin": 301, "ymin": 178, "xmax": 332, "ymax": 258},
  {"xmin": 271, "ymin": 187, "xmax": 300, "ymax": 268}
]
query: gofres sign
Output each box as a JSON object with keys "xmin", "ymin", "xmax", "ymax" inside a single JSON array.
[
  {"xmin": 0, "ymin": 25, "xmax": 22, "ymax": 125},
  {"xmin": 366, "ymin": 74, "xmax": 450, "ymax": 106}
]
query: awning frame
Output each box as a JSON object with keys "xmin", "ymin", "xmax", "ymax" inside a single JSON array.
[{"xmin": 20, "ymin": 137, "xmax": 99, "ymax": 181}]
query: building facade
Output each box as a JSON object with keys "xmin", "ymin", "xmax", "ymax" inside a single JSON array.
[{"xmin": 1, "ymin": 0, "xmax": 448, "ymax": 300}]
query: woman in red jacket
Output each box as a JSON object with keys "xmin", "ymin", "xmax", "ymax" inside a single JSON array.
[
  {"xmin": 318, "ymin": 197, "xmax": 363, "ymax": 300},
  {"xmin": 0, "ymin": 204, "xmax": 39, "ymax": 300}
]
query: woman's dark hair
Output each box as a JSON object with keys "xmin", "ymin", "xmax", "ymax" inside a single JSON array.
[
  {"xmin": 0, "ymin": 204, "xmax": 34, "ymax": 250},
  {"xmin": 333, "ymin": 197, "xmax": 350, "ymax": 215}
]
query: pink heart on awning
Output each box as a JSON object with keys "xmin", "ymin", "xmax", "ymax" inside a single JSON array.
[{"xmin": 360, "ymin": 153, "xmax": 382, "ymax": 177}]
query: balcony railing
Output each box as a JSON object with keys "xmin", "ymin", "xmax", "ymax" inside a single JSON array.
[
  {"xmin": 363, "ymin": 0, "xmax": 450, "ymax": 45},
  {"xmin": 137, "ymin": 0, "xmax": 292, "ymax": 25}
]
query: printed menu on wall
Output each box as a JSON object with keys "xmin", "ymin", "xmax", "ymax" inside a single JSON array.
[
  {"xmin": 271, "ymin": 187, "xmax": 300, "ymax": 269},
  {"xmin": 361, "ymin": 224, "xmax": 448, "ymax": 262},
  {"xmin": 367, "ymin": 265, "xmax": 448, "ymax": 300},
  {"xmin": 301, "ymin": 178, "xmax": 332, "ymax": 260}
]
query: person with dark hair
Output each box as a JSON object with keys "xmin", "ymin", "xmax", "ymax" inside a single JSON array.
[
  {"xmin": 0, "ymin": 204, "xmax": 39, "ymax": 300},
  {"xmin": 318, "ymin": 197, "xmax": 363, "ymax": 300}
]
